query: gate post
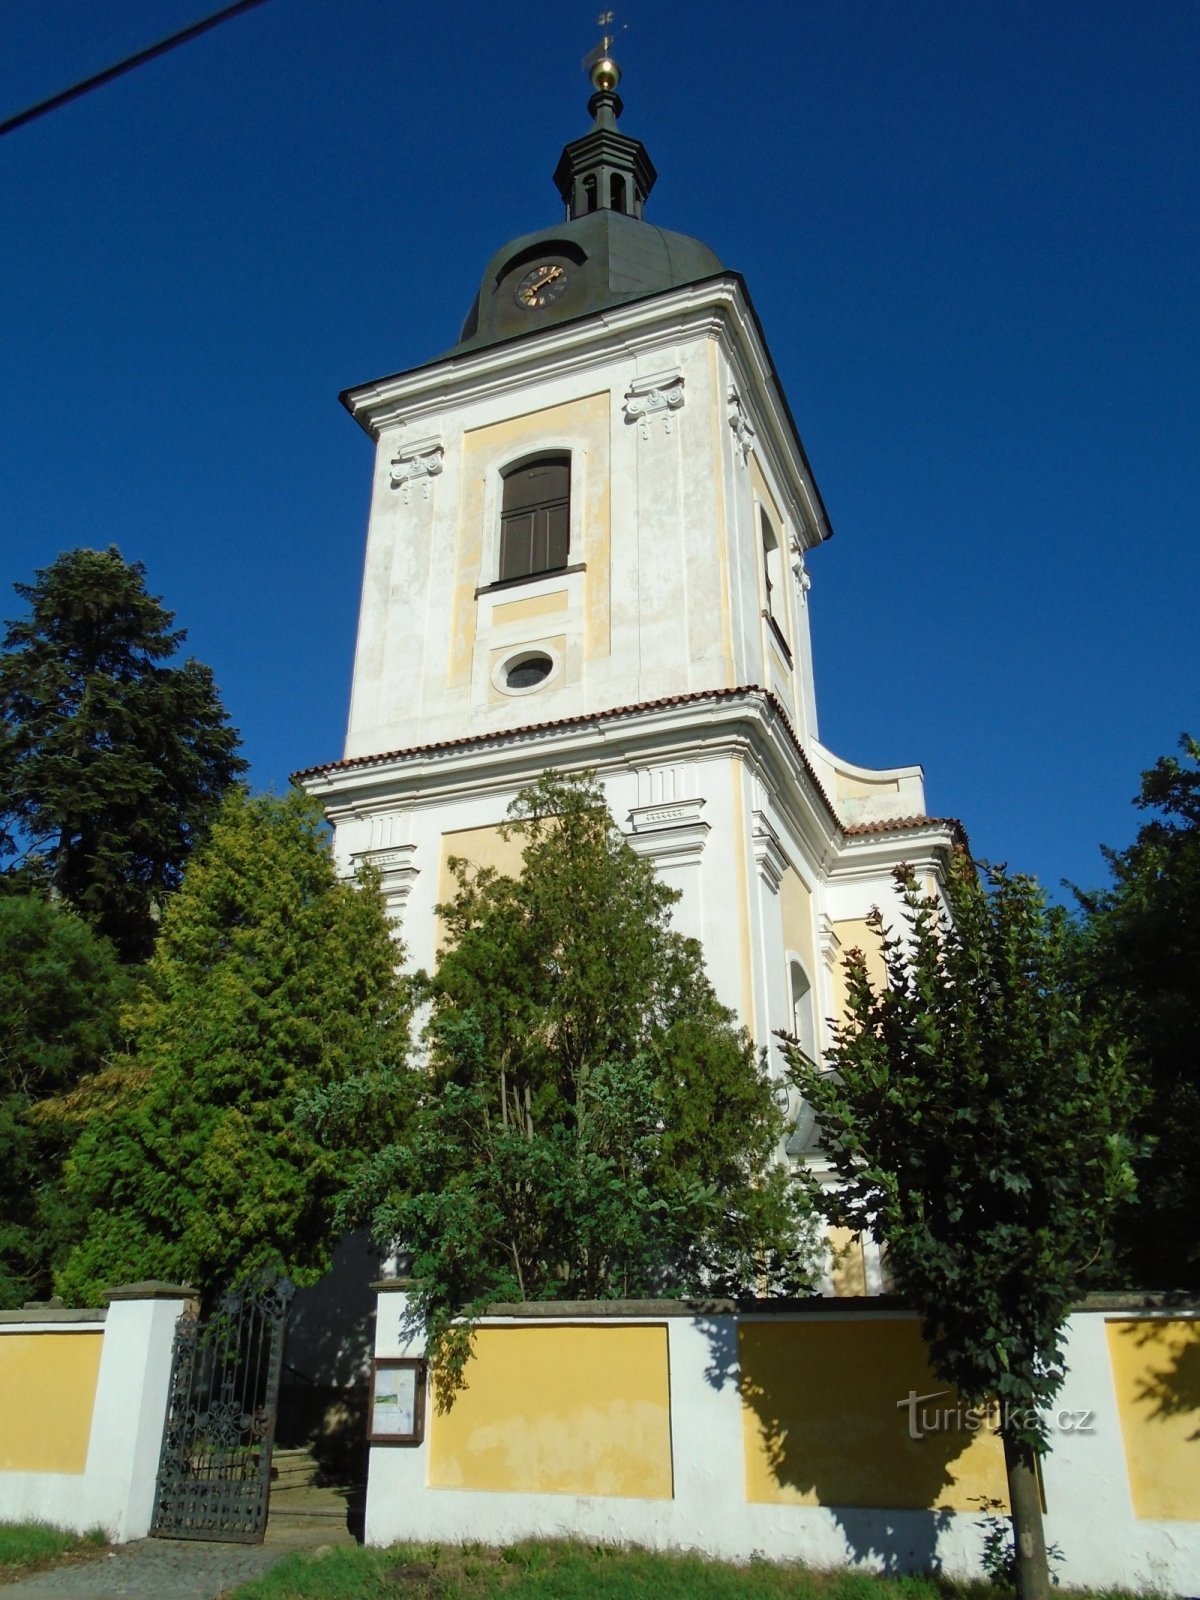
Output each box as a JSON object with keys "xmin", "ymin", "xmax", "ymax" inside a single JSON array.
[
  {"xmin": 364, "ymin": 1281, "xmax": 428, "ymax": 1548},
  {"xmin": 87, "ymin": 1282, "xmax": 192, "ymax": 1541}
]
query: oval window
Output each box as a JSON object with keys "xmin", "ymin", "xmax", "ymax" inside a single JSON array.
[{"xmin": 505, "ymin": 653, "xmax": 553, "ymax": 690}]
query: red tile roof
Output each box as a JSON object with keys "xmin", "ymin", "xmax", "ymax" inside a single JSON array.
[{"xmin": 293, "ymin": 685, "xmax": 966, "ymax": 851}]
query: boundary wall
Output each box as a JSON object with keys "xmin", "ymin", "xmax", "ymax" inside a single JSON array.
[
  {"xmin": 0, "ymin": 1283, "xmax": 188, "ymax": 1540},
  {"xmin": 367, "ymin": 1290, "xmax": 1200, "ymax": 1595}
]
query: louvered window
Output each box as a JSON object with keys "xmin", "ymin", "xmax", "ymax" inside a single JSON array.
[{"xmin": 499, "ymin": 456, "xmax": 570, "ymax": 582}]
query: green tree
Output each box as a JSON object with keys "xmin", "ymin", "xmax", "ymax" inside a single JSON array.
[
  {"xmin": 0, "ymin": 896, "xmax": 130, "ymax": 1307},
  {"xmin": 54, "ymin": 787, "xmax": 413, "ymax": 1306},
  {"xmin": 784, "ymin": 853, "xmax": 1143, "ymax": 1600},
  {"xmin": 0, "ymin": 547, "xmax": 246, "ymax": 962},
  {"xmin": 315, "ymin": 772, "xmax": 816, "ymax": 1396},
  {"xmin": 1074, "ymin": 733, "xmax": 1200, "ymax": 1289}
]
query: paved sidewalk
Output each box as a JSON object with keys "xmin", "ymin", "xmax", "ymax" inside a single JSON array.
[{"xmin": 0, "ymin": 1538, "xmax": 303, "ymax": 1600}]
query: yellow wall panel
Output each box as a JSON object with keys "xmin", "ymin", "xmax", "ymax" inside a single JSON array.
[
  {"xmin": 491, "ymin": 590, "xmax": 568, "ymax": 626},
  {"xmin": 1107, "ymin": 1318, "xmax": 1200, "ymax": 1521},
  {"xmin": 705, "ymin": 342, "xmax": 734, "ymax": 680},
  {"xmin": 779, "ymin": 867, "xmax": 817, "ymax": 983},
  {"xmin": 831, "ymin": 918, "xmax": 888, "ymax": 1023},
  {"xmin": 429, "ymin": 1324, "xmax": 673, "ymax": 1498},
  {"xmin": 436, "ymin": 824, "xmax": 528, "ymax": 953},
  {"xmin": 739, "ymin": 1319, "xmax": 1008, "ymax": 1511},
  {"xmin": 836, "ymin": 774, "xmax": 901, "ymax": 800},
  {"xmin": 0, "ymin": 1332, "xmax": 103, "ymax": 1474},
  {"xmin": 453, "ymin": 393, "xmax": 610, "ymax": 684},
  {"xmin": 827, "ymin": 1227, "xmax": 867, "ymax": 1297}
]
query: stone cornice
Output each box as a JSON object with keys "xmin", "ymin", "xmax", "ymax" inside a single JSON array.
[
  {"xmin": 301, "ymin": 689, "xmax": 848, "ymax": 875},
  {"xmin": 827, "ymin": 824, "xmax": 960, "ymax": 883},
  {"xmin": 300, "ymin": 689, "xmax": 963, "ymax": 891}
]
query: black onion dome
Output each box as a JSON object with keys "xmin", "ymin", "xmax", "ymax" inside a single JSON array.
[
  {"xmin": 451, "ymin": 209, "xmax": 723, "ymax": 354},
  {"xmin": 447, "ymin": 56, "xmax": 722, "ymax": 357}
]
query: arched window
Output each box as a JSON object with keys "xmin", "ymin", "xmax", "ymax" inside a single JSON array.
[
  {"xmin": 499, "ymin": 455, "xmax": 571, "ymax": 583},
  {"xmin": 789, "ymin": 960, "xmax": 817, "ymax": 1066},
  {"xmin": 610, "ymin": 173, "xmax": 627, "ymax": 213},
  {"xmin": 760, "ymin": 507, "xmax": 781, "ymax": 618},
  {"xmin": 786, "ymin": 959, "xmax": 822, "ymax": 1156}
]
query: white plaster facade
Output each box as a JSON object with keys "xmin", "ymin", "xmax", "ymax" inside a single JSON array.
[{"xmin": 300, "ymin": 274, "xmax": 958, "ymax": 1121}]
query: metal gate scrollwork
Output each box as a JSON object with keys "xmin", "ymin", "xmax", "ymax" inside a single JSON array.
[{"xmin": 151, "ymin": 1274, "xmax": 294, "ymax": 1542}]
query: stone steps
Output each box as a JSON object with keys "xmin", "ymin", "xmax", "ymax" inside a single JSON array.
[{"xmin": 266, "ymin": 1444, "xmax": 362, "ymax": 1548}]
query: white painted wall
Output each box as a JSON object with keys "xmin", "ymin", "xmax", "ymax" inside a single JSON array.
[{"xmin": 340, "ymin": 284, "xmax": 827, "ymax": 764}]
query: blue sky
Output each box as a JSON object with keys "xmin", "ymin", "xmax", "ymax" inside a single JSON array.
[{"xmin": 2, "ymin": 1, "xmax": 1196, "ymax": 901}]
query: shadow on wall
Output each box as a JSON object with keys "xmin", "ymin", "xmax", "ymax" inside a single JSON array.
[
  {"xmin": 1106, "ymin": 1315, "xmax": 1200, "ymax": 1523},
  {"xmin": 278, "ymin": 1231, "xmax": 384, "ymax": 1482},
  {"xmin": 698, "ymin": 1313, "xmax": 1008, "ymax": 1575},
  {"xmin": 1117, "ymin": 1314, "xmax": 1200, "ymax": 1433}
]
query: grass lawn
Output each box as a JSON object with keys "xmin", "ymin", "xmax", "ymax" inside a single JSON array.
[
  {"xmin": 224, "ymin": 1540, "xmax": 1136, "ymax": 1600},
  {"xmin": 0, "ymin": 1523, "xmax": 108, "ymax": 1583}
]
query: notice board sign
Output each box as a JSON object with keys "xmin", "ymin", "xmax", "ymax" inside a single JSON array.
[{"xmin": 369, "ymin": 1358, "xmax": 427, "ymax": 1445}]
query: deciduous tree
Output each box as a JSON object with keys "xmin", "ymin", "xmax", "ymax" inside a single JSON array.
[
  {"xmin": 54, "ymin": 787, "xmax": 413, "ymax": 1305},
  {"xmin": 784, "ymin": 853, "xmax": 1143, "ymax": 1600},
  {"xmin": 1074, "ymin": 733, "xmax": 1200, "ymax": 1288},
  {"xmin": 0, "ymin": 547, "xmax": 246, "ymax": 962},
  {"xmin": 315, "ymin": 772, "xmax": 816, "ymax": 1396}
]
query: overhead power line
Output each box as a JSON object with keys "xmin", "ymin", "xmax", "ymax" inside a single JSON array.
[{"xmin": 0, "ymin": 0, "xmax": 275, "ymax": 141}]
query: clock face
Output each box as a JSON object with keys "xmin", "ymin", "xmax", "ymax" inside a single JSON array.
[{"xmin": 515, "ymin": 262, "xmax": 569, "ymax": 310}]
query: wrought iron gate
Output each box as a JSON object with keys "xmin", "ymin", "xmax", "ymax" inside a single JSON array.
[{"xmin": 151, "ymin": 1275, "xmax": 294, "ymax": 1543}]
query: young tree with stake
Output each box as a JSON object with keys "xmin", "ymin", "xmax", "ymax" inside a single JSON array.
[{"xmin": 783, "ymin": 852, "xmax": 1143, "ymax": 1600}]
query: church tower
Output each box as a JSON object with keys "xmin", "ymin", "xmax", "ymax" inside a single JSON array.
[{"xmin": 299, "ymin": 49, "xmax": 960, "ymax": 1221}]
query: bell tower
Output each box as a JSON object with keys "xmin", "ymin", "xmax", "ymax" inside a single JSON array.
[{"xmin": 299, "ymin": 50, "xmax": 960, "ymax": 1179}]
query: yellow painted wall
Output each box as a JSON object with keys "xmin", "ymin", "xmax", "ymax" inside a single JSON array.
[
  {"xmin": 827, "ymin": 1227, "xmax": 867, "ymax": 1297},
  {"xmin": 0, "ymin": 1332, "xmax": 103, "ymax": 1474},
  {"xmin": 831, "ymin": 918, "xmax": 888, "ymax": 1023},
  {"xmin": 492, "ymin": 590, "xmax": 568, "ymax": 627},
  {"xmin": 836, "ymin": 774, "xmax": 901, "ymax": 800},
  {"xmin": 436, "ymin": 824, "xmax": 528, "ymax": 953},
  {"xmin": 705, "ymin": 343, "xmax": 734, "ymax": 681},
  {"xmin": 740, "ymin": 1318, "xmax": 1008, "ymax": 1510},
  {"xmin": 1107, "ymin": 1318, "xmax": 1200, "ymax": 1521},
  {"xmin": 452, "ymin": 394, "xmax": 611, "ymax": 685},
  {"xmin": 429, "ymin": 1324, "xmax": 673, "ymax": 1498},
  {"xmin": 779, "ymin": 867, "xmax": 817, "ymax": 983}
]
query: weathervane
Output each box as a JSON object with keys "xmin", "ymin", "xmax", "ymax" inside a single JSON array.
[{"xmin": 582, "ymin": 10, "xmax": 628, "ymax": 90}]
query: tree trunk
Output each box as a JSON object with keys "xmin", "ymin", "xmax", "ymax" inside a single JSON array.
[{"xmin": 1002, "ymin": 1430, "xmax": 1051, "ymax": 1600}]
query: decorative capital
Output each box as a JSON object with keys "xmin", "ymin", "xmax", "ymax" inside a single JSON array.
[
  {"xmin": 751, "ymin": 809, "xmax": 787, "ymax": 893},
  {"xmin": 789, "ymin": 533, "xmax": 812, "ymax": 604},
  {"xmin": 625, "ymin": 796, "xmax": 709, "ymax": 866},
  {"xmin": 348, "ymin": 843, "xmax": 419, "ymax": 922},
  {"xmin": 624, "ymin": 372, "xmax": 685, "ymax": 438},
  {"xmin": 389, "ymin": 437, "xmax": 444, "ymax": 503},
  {"xmin": 818, "ymin": 913, "xmax": 841, "ymax": 972},
  {"xmin": 727, "ymin": 387, "xmax": 755, "ymax": 462}
]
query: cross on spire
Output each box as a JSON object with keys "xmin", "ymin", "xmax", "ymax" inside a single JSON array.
[{"xmin": 555, "ymin": 16, "xmax": 655, "ymax": 220}]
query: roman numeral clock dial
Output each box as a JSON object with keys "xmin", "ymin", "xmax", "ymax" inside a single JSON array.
[{"xmin": 515, "ymin": 263, "xmax": 569, "ymax": 309}]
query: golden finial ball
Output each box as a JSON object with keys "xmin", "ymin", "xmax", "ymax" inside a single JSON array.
[{"xmin": 589, "ymin": 55, "xmax": 621, "ymax": 92}]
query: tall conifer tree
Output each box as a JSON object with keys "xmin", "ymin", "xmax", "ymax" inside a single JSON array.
[
  {"xmin": 0, "ymin": 547, "xmax": 245, "ymax": 962},
  {"xmin": 55, "ymin": 788, "xmax": 413, "ymax": 1304}
]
